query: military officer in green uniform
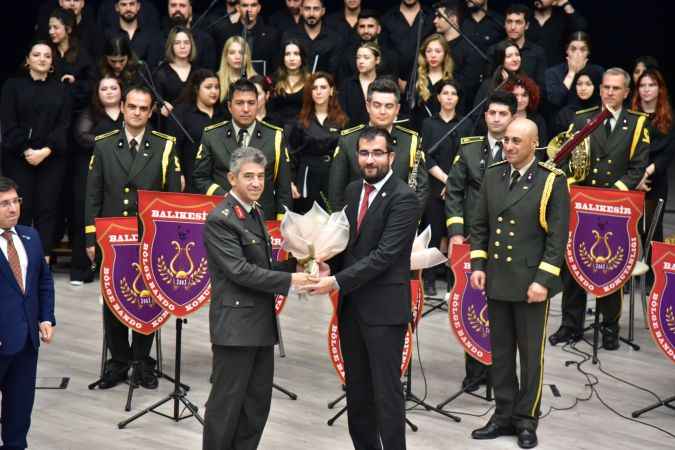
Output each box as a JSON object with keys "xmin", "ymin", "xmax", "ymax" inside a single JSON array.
[
  {"xmin": 445, "ymin": 91, "xmax": 517, "ymax": 392},
  {"xmin": 328, "ymin": 77, "xmax": 428, "ymax": 211},
  {"xmin": 549, "ymin": 68, "xmax": 650, "ymax": 350},
  {"xmin": 469, "ymin": 118, "xmax": 569, "ymax": 449},
  {"xmin": 192, "ymin": 79, "xmax": 292, "ymax": 220},
  {"xmin": 85, "ymin": 85, "xmax": 182, "ymax": 390}
]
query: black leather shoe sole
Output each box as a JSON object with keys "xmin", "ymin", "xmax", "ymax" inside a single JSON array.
[
  {"xmin": 517, "ymin": 430, "xmax": 538, "ymax": 449},
  {"xmin": 472, "ymin": 424, "xmax": 516, "ymax": 440},
  {"xmin": 548, "ymin": 327, "xmax": 581, "ymax": 346}
]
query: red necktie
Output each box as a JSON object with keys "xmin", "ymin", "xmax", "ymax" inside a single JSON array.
[
  {"xmin": 357, "ymin": 183, "xmax": 375, "ymax": 232},
  {"xmin": 2, "ymin": 230, "xmax": 24, "ymax": 293}
]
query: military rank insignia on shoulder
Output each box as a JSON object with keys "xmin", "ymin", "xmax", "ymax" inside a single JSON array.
[
  {"xmin": 488, "ymin": 160, "xmax": 508, "ymax": 168},
  {"xmin": 627, "ymin": 109, "xmax": 648, "ymax": 117},
  {"xmin": 151, "ymin": 130, "xmax": 176, "ymax": 142},
  {"xmin": 259, "ymin": 120, "xmax": 283, "ymax": 131},
  {"xmin": 460, "ymin": 136, "xmax": 484, "ymax": 145},
  {"xmin": 95, "ymin": 129, "xmax": 120, "ymax": 141},
  {"xmin": 538, "ymin": 161, "xmax": 564, "ymax": 176},
  {"xmin": 394, "ymin": 124, "xmax": 418, "ymax": 136},
  {"xmin": 341, "ymin": 124, "xmax": 365, "ymax": 136},
  {"xmin": 204, "ymin": 120, "xmax": 229, "ymax": 132},
  {"xmin": 575, "ymin": 105, "xmax": 600, "ymax": 115}
]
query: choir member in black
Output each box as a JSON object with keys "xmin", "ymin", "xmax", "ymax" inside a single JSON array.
[
  {"xmin": 544, "ymin": 32, "xmax": 603, "ymax": 111},
  {"xmin": 461, "ymin": 0, "xmax": 504, "ymax": 54},
  {"xmin": 203, "ymin": 0, "xmax": 241, "ymax": 47},
  {"xmin": 335, "ymin": 10, "xmax": 399, "ymax": 84},
  {"xmin": 217, "ymin": 36, "xmax": 257, "ymax": 104},
  {"xmin": 71, "ymin": 76, "xmax": 124, "ymax": 284},
  {"xmin": 99, "ymin": 35, "xmax": 142, "ymax": 88},
  {"xmin": 281, "ymin": 0, "xmax": 341, "ymax": 74},
  {"xmin": 268, "ymin": 0, "xmax": 301, "ymax": 34},
  {"xmin": 0, "ymin": 41, "xmax": 72, "ymax": 257},
  {"xmin": 287, "ymin": 72, "xmax": 349, "ymax": 213},
  {"xmin": 154, "ymin": 26, "xmax": 197, "ymax": 121},
  {"xmin": 325, "ymin": 0, "xmax": 361, "ymax": 45},
  {"xmin": 505, "ymin": 76, "xmax": 548, "ymax": 155},
  {"xmin": 432, "ymin": 1, "xmax": 484, "ymax": 110},
  {"xmin": 339, "ymin": 42, "xmax": 380, "ymax": 128},
  {"xmin": 632, "ymin": 69, "xmax": 675, "ymax": 244},
  {"xmin": 161, "ymin": 0, "xmax": 217, "ymax": 71},
  {"xmin": 381, "ymin": 0, "xmax": 434, "ymax": 88},
  {"xmin": 36, "ymin": 0, "xmax": 99, "ymax": 59},
  {"xmin": 268, "ymin": 40, "xmax": 309, "ymax": 130},
  {"xmin": 529, "ymin": 0, "xmax": 587, "ymax": 66},
  {"xmin": 48, "ymin": 8, "xmax": 96, "ymax": 112},
  {"xmin": 250, "ymin": 74, "xmax": 275, "ymax": 125},
  {"xmin": 489, "ymin": 4, "xmax": 547, "ymax": 88},
  {"xmin": 412, "ymin": 33, "xmax": 455, "ymax": 130},
  {"xmin": 420, "ymin": 79, "xmax": 473, "ymax": 294},
  {"xmin": 217, "ymin": 0, "xmax": 280, "ymax": 76},
  {"xmin": 553, "ymin": 68, "xmax": 600, "ymax": 135},
  {"xmin": 103, "ymin": 0, "xmax": 161, "ymax": 68},
  {"xmin": 168, "ymin": 69, "xmax": 225, "ymax": 191},
  {"xmin": 97, "ymin": 0, "xmax": 161, "ymax": 35},
  {"xmin": 631, "ymin": 55, "xmax": 660, "ymax": 89}
]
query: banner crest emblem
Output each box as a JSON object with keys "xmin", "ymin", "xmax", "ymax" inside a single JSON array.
[{"xmin": 647, "ymin": 241, "xmax": 675, "ymax": 364}]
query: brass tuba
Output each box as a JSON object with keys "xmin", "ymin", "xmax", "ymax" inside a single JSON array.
[{"xmin": 546, "ymin": 129, "xmax": 591, "ymax": 182}]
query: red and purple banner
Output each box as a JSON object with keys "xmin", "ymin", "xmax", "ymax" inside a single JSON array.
[
  {"xmin": 448, "ymin": 243, "xmax": 492, "ymax": 365},
  {"xmin": 138, "ymin": 191, "xmax": 221, "ymax": 317},
  {"xmin": 647, "ymin": 241, "xmax": 675, "ymax": 364},
  {"xmin": 96, "ymin": 217, "xmax": 170, "ymax": 334},
  {"xmin": 566, "ymin": 186, "xmax": 644, "ymax": 297}
]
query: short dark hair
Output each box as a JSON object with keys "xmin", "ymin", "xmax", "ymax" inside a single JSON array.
[
  {"xmin": 367, "ymin": 77, "xmax": 401, "ymax": 102},
  {"xmin": 435, "ymin": 78, "xmax": 462, "ymax": 97},
  {"xmin": 0, "ymin": 177, "xmax": 18, "ymax": 194},
  {"xmin": 123, "ymin": 84, "xmax": 154, "ymax": 104},
  {"xmin": 358, "ymin": 126, "xmax": 394, "ymax": 153},
  {"xmin": 487, "ymin": 91, "xmax": 517, "ymax": 115},
  {"xmin": 505, "ymin": 3, "xmax": 530, "ymax": 22},
  {"xmin": 228, "ymin": 78, "xmax": 258, "ymax": 102},
  {"xmin": 433, "ymin": 1, "xmax": 460, "ymax": 18},
  {"xmin": 357, "ymin": 9, "xmax": 381, "ymax": 22}
]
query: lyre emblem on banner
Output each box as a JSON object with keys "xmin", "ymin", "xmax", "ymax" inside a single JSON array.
[
  {"xmin": 157, "ymin": 227, "xmax": 208, "ymax": 290},
  {"xmin": 468, "ymin": 304, "xmax": 490, "ymax": 339},
  {"xmin": 578, "ymin": 223, "xmax": 624, "ymax": 273},
  {"xmin": 120, "ymin": 262, "xmax": 154, "ymax": 308},
  {"xmin": 667, "ymin": 306, "xmax": 675, "ymax": 334}
]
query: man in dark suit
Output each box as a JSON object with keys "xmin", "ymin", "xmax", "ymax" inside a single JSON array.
[
  {"xmin": 0, "ymin": 176, "xmax": 56, "ymax": 450},
  {"xmin": 192, "ymin": 79, "xmax": 292, "ymax": 220},
  {"xmin": 202, "ymin": 147, "xmax": 311, "ymax": 450},
  {"xmin": 307, "ymin": 127, "xmax": 420, "ymax": 450},
  {"xmin": 469, "ymin": 118, "xmax": 569, "ymax": 449},
  {"xmin": 85, "ymin": 85, "xmax": 182, "ymax": 390}
]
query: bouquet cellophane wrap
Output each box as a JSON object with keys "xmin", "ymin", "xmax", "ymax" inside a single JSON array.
[
  {"xmin": 411, "ymin": 226, "xmax": 447, "ymax": 270},
  {"xmin": 280, "ymin": 203, "xmax": 350, "ymax": 302}
]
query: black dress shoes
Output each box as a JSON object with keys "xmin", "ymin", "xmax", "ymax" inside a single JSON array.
[
  {"xmin": 471, "ymin": 421, "xmax": 516, "ymax": 440},
  {"xmin": 548, "ymin": 326, "xmax": 581, "ymax": 346},
  {"xmin": 462, "ymin": 375, "xmax": 486, "ymax": 393},
  {"xmin": 602, "ymin": 326, "xmax": 620, "ymax": 350},
  {"xmin": 140, "ymin": 362, "xmax": 158, "ymax": 389},
  {"xmin": 99, "ymin": 366, "xmax": 128, "ymax": 389},
  {"xmin": 517, "ymin": 429, "xmax": 538, "ymax": 448}
]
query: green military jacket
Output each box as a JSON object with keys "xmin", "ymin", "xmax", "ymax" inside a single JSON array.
[
  {"xmin": 85, "ymin": 128, "xmax": 182, "ymax": 246},
  {"xmin": 191, "ymin": 120, "xmax": 292, "ymax": 220},
  {"xmin": 327, "ymin": 124, "xmax": 429, "ymax": 212},
  {"xmin": 445, "ymin": 135, "xmax": 502, "ymax": 237},
  {"xmin": 470, "ymin": 160, "xmax": 569, "ymax": 302},
  {"xmin": 564, "ymin": 106, "xmax": 650, "ymax": 190}
]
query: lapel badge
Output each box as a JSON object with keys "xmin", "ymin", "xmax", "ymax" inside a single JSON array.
[
  {"xmin": 117, "ymin": 139, "xmax": 124, "ymax": 148},
  {"xmin": 622, "ymin": 126, "xmax": 628, "ymax": 131},
  {"xmin": 226, "ymin": 129, "xmax": 233, "ymax": 138},
  {"xmin": 256, "ymin": 129, "xmax": 262, "ymax": 139},
  {"xmin": 381, "ymin": 192, "xmax": 387, "ymax": 198},
  {"xmin": 144, "ymin": 140, "xmax": 150, "ymax": 149},
  {"xmin": 21, "ymin": 234, "xmax": 31, "ymax": 240},
  {"xmin": 234, "ymin": 205, "xmax": 247, "ymax": 220},
  {"xmin": 221, "ymin": 208, "xmax": 230, "ymax": 217}
]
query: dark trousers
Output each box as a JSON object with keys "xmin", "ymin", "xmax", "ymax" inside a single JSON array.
[
  {"xmin": 561, "ymin": 267, "xmax": 622, "ymax": 333},
  {"xmin": 488, "ymin": 299, "xmax": 549, "ymax": 432},
  {"xmin": 339, "ymin": 299, "xmax": 407, "ymax": 450},
  {"xmin": 103, "ymin": 304, "xmax": 154, "ymax": 366},
  {"xmin": 5, "ymin": 155, "xmax": 67, "ymax": 253},
  {"xmin": 465, "ymin": 353, "xmax": 489, "ymax": 380},
  {"xmin": 0, "ymin": 339, "xmax": 38, "ymax": 450},
  {"xmin": 68, "ymin": 152, "xmax": 92, "ymax": 281},
  {"xmin": 203, "ymin": 345, "xmax": 274, "ymax": 450}
]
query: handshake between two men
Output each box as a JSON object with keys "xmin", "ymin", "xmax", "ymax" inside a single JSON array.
[{"xmin": 289, "ymin": 261, "xmax": 337, "ymax": 296}]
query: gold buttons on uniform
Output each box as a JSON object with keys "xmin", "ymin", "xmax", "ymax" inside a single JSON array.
[
  {"xmin": 506, "ymin": 257, "xmax": 512, "ymax": 262},
  {"xmin": 122, "ymin": 211, "xmax": 128, "ymax": 216},
  {"xmin": 507, "ymin": 245, "xmax": 513, "ymax": 250},
  {"xmin": 494, "ymin": 241, "xmax": 500, "ymax": 247},
  {"xmin": 509, "ymin": 231, "xmax": 515, "ymax": 236},
  {"xmin": 498, "ymin": 217, "xmax": 503, "ymax": 222},
  {"xmin": 123, "ymin": 199, "xmax": 129, "ymax": 205},
  {"xmin": 608, "ymin": 159, "xmax": 613, "ymax": 164},
  {"xmin": 124, "ymin": 187, "xmax": 130, "ymax": 193},
  {"xmin": 496, "ymin": 229, "xmax": 502, "ymax": 235},
  {"xmin": 509, "ymin": 219, "xmax": 516, "ymax": 225},
  {"xmin": 606, "ymin": 171, "xmax": 612, "ymax": 176},
  {"xmin": 593, "ymin": 168, "xmax": 598, "ymax": 174},
  {"xmin": 596, "ymin": 157, "xmax": 601, "ymax": 162},
  {"xmin": 591, "ymin": 180, "xmax": 597, "ymax": 185},
  {"xmin": 494, "ymin": 254, "xmax": 499, "ymax": 259}
]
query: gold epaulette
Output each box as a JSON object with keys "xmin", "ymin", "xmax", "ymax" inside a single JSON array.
[
  {"xmin": 460, "ymin": 136, "xmax": 484, "ymax": 145},
  {"xmin": 538, "ymin": 161, "xmax": 564, "ymax": 176},
  {"xmin": 204, "ymin": 120, "xmax": 229, "ymax": 132},
  {"xmin": 575, "ymin": 105, "xmax": 600, "ymax": 115},
  {"xmin": 151, "ymin": 130, "xmax": 176, "ymax": 142},
  {"xmin": 94, "ymin": 129, "xmax": 120, "ymax": 141},
  {"xmin": 340, "ymin": 124, "xmax": 366, "ymax": 136},
  {"xmin": 259, "ymin": 120, "xmax": 282, "ymax": 131},
  {"xmin": 627, "ymin": 109, "xmax": 649, "ymax": 117},
  {"xmin": 488, "ymin": 160, "xmax": 508, "ymax": 168},
  {"xmin": 394, "ymin": 124, "xmax": 418, "ymax": 136}
]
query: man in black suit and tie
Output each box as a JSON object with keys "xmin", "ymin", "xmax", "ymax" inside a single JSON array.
[
  {"xmin": 307, "ymin": 127, "xmax": 420, "ymax": 450},
  {"xmin": 0, "ymin": 176, "xmax": 56, "ymax": 450}
]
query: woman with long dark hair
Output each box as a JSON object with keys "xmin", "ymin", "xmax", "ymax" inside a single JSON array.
[
  {"xmin": 249, "ymin": 74, "xmax": 275, "ymax": 125},
  {"xmin": 1, "ymin": 41, "xmax": 72, "ymax": 258},
  {"xmin": 99, "ymin": 35, "xmax": 141, "ymax": 86},
  {"xmin": 339, "ymin": 42, "xmax": 380, "ymax": 128},
  {"xmin": 268, "ymin": 39, "xmax": 309, "ymax": 129},
  {"xmin": 632, "ymin": 68, "xmax": 675, "ymax": 243},
  {"xmin": 287, "ymin": 71, "xmax": 348, "ymax": 213}
]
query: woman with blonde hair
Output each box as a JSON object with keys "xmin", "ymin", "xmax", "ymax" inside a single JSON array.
[
  {"xmin": 413, "ymin": 33, "xmax": 454, "ymax": 128},
  {"xmin": 217, "ymin": 36, "xmax": 256, "ymax": 102}
]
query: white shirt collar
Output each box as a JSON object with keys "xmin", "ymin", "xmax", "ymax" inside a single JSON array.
[
  {"xmin": 229, "ymin": 190, "xmax": 253, "ymax": 213},
  {"xmin": 605, "ymin": 106, "xmax": 622, "ymax": 122},
  {"xmin": 367, "ymin": 169, "xmax": 394, "ymax": 193},
  {"xmin": 232, "ymin": 121, "xmax": 257, "ymax": 143},
  {"xmin": 487, "ymin": 133, "xmax": 502, "ymax": 157},
  {"xmin": 510, "ymin": 156, "xmax": 536, "ymax": 177}
]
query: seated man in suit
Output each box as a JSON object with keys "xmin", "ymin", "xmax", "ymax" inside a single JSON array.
[
  {"xmin": 0, "ymin": 176, "xmax": 56, "ymax": 450},
  {"xmin": 307, "ymin": 127, "xmax": 420, "ymax": 450}
]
